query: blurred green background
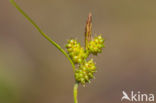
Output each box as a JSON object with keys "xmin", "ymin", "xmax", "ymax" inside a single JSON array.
[{"xmin": 0, "ymin": 0, "xmax": 156, "ymax": 103}]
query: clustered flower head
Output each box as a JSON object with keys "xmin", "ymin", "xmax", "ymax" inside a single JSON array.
[
  {"xmin": 66, "ymin": 39, "xmax": 87, "ymax": 64},
  {"xmin": 66, "ymin": 13, "xmax": 105, "ymax": 86},
  {"xmin": 88, "ymin": 35, "xmax": 104, "ymax": 55},
  {"xmin": 75, "ymin": 59, "xmax": 96, "ymax": 84},
  {"xmin": 66, "ymin": 35, "xmax": 105, "ymax": 85}
]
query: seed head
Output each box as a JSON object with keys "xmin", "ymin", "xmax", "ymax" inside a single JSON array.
[
  {"xmin": 75, "ymin": 59, "xmax": 96, "ymax": 85},
  {"xmin": 66, "ymin": 39, "xmax": 87, "ymax": 64},
  {"xmin": 88, "ymin": 35, "xmax": 105, "ymax": 55}
]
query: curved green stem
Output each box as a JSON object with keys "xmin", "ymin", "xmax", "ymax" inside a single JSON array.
[
  {"xmin": 9, "ymin": 0, "xmax": 75, "ymax": 71},
  {"xmin": 10, "ymin": 1, "xmax": 79, "ymax": 103},
  {"xmin": 74, "ymin": 82, "xmax": 79, "ymax": 103}
]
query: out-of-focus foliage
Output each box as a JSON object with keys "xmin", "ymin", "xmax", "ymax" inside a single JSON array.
[{"xmin": 0, "ymin": 79, "xmax": 19, "ymax": 103}]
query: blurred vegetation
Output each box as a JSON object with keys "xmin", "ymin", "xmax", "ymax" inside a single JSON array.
[{"xmin": 0, "ymin": 79, "xmax": 19, "ymax": 103}]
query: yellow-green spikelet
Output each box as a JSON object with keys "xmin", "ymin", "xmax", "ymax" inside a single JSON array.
[
  {"xmin": 75, "ymin": 59, "xmax": 96, "ymax": 85},
  {"xmin": 88, "ymin": 35, "xmax": 104, "ymax": 55},
  {"xmin": 66, "ymin": 39, "xmax": 87, "ymax": 64}
]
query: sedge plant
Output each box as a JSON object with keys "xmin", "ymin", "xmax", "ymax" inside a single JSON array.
[{"xmin": 10, "ymin": 0, "xmax": 105, "ymax": 103}]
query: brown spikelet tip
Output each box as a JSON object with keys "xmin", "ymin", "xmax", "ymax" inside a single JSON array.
[{"xmin": 85, "ymin": 13, "xmax": 92, "ymax": 47}]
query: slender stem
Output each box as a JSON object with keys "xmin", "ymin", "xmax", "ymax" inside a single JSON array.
[
  {"xmin": 9, "ymin": 0, "xmax": 75, "ymax": 71},
  {"xmin": 10, "ymin": 1, "xmax": 78, "ymax": 103},
  {"xmin": 74, "ymin": 82, "xmax": 79, "ymax": 103}
]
